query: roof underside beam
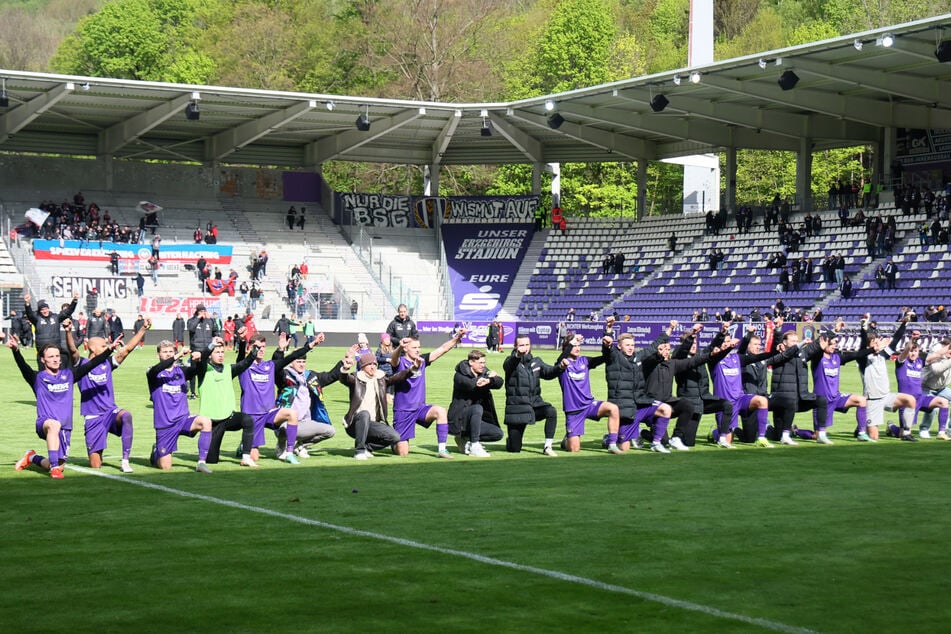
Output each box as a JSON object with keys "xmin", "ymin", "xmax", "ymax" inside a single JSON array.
[
  {"xmin": 430, "ymin": 109, "xmax": 461, "ymax": 165},
  {"xmin": 507, "ymin": 108, "xmax": 655, "ymax": 161},
  {"xmin": 0, "ymin": 82, "xmax": 74, "ymax": 144},
  {"xmin": 701, "ymin": 74, "xmax": 951, "ymax": 129},
  {"xmin": 791, "ymin": 57, "xmax": 951, "ymax": 106},
  {"xmin": 489, "ymin": 112, "xmax": 543, "ymax": 162},
  {"xmin": 307, "ymin": 107, "xmax": 425, "ymax": 163},
  {"xmin": 207, "ymin": 100, "xmax": 316, "ymax": 161},
  {"xmin": 99, "ymin": 93, "xmax": 194, "ymax": 155}
]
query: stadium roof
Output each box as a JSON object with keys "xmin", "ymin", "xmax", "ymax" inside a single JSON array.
[{"xmin": 1, "ymin": 14, "xmax": 951, "ymax": 168}]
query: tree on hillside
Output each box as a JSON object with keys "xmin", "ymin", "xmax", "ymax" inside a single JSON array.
[{"xmin": 50, "ymin": 0, "xmax": 218, "ymax": 83}]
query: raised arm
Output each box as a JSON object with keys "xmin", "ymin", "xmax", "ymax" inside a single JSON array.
[
  {"xmin": 427, "ymin": 328, "xmax": 466, "ymax": 364},
  {"xmin": 115, "ymin": 317, "xmax": 152, "ymax": 365}
]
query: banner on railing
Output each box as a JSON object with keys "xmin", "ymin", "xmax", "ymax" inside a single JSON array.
[
  {"xmin": 336, "ymin": 193, "xmax": 541, "ymax": 227},
  {"xmin": 441, "ymin": 224, "xmax": 534, "ymax": 321},
  {"xmin": 32, "ymin": 240, "xmax": 233, "ymax": 264}
]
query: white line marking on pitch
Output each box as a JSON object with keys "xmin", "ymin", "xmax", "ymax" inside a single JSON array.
[{"xmin": 69, "ymin": 465, "xmax": 819, "ymax": 634}]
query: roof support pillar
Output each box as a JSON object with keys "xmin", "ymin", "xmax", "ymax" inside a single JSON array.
[
  {"xmin": 797, "ymin": 137, "xmax": 813, "ymax": 214},
  {"xmin": 724, "ymin": 146, "xmax": 737, "ymax": 214},
  {"xmin": 637, "ymin": 160, "xmax": 648, "ymax": 222}
]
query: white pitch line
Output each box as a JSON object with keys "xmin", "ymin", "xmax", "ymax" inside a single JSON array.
[{"xmin": 69, "ymin": 465, "xmax": 819, "ymax": 634}]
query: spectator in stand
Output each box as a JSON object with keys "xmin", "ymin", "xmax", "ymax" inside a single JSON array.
[
  {"xmin": 136, "ymin": 272, "xmax": 145, "ymax": 297},
  {"xmin": 286, "ymin": 206, "xmax": 296, "ymax": 230},
  {"xmin": 297, "ymin": 210, "xmax": 306, "ymax": 231},
  {"xmin": 842, "ymin": 275, "xmax": 854, "ymax": 299},
  {"xmin": 194, "ymin": 226, "xmax": 203, "ymax": 243},
  {"xmin": 883, "ymin": 259, "xmax": 898, "ymax": 290}
]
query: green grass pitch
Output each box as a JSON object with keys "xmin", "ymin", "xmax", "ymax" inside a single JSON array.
[{"xmin": 2, "ymin": 342, "xmax": 950, "ymax": 633}]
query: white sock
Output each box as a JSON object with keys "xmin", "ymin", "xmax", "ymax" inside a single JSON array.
[
  {"xmin": 544, "ymin": 439, "xmax": 553, "ymax": 448},
  {"xmin": 438, "ymin": 442, "xmax": 446, "ymax": 451},
  {"xmin": 781, "ymin": 431, "xmax": 791, "ymax": 440}
]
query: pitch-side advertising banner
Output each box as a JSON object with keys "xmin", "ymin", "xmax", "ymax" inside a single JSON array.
[
  {"xmin": 441, "ymin": 224, "xmax": 534, "ymax": 321},
  {"xmin": 32, "ymin": 240, "xmax": 233, "ymax": 264}
]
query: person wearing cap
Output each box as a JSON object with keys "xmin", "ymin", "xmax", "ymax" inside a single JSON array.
[
  {"xmin": 556, "ymin": 333, "xmax": 620, "ymax": 454},
  {"xmin": 234, "ymin": 332, "xmax": 325, "ymax": 464},
  {"xmin": 356, "ymin": 332, "xmax": 370, "ymax": 353},
  {"xmin": 275, "ymin": 337, "xmax": 344, "ymax": 458},
  {"xmin": 340, "ymin": 348, "xmax": 414, "ymax": 460},
  {"xmin": 187, "ymin": 304, "xmax": 220, "ymax": 351},
  {"xmin": 390, "ymin": 330, "xmax": 466, "ymax": 458},
  {"xmin": 799, "ymin": 325, "xmax": 873, "ymax": 444},
  {"xmin": 917, "ymin": 337, "xmax": 951, "ymax": 437},
  {"xmin": 22, "ymin": 291, "xmax": 78, "ymax": 366},
  {"xmin": 66, "ymin": 316, "xmax": 151, "ymax": 472},
  {"xmin": 856, "ymin": 317, "xmax": 917, "ymax": 441},
  {"xmin": 447, "ymin": 349, "xmax": 504, "ymax": 457},
  {"xmin": 9, "ymin": 331, "xmax": 117, "ymax": 479}
]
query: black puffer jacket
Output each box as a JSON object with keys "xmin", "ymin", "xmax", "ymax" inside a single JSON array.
[
  {"xmin": 770, "ymin": 338, "xmax": 820, "ymax": 399},
  {"xmin": 502, "ymin": 350, "xmax": 563, "ymax": 425},
  {"xmin": 602, "ymin": 333, "xmax": 668, "ymax": 417},
  {"xmin": 447, "ymin": 360, "xmax": 502, "ymax": 435}
]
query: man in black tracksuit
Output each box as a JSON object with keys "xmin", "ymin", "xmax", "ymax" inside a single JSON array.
[
  {"xmin": 502, "ymin": 335, "xmax": 566, "ymax": 455},
  {"xmin": 674, "ymin": 327, "xmax": 732, "ymax": 446},
  {"xmin": 641, "ymin": 324, "xmax": 716, "ymax": 451},
  {"xmin": 737, "ymin": 327, "xmax": 801, "ymax": 443},
  {"xmin": 768, "ymin": 326, "xmax": 825, "ymax": 445},
  {"xmin": 601, "ymin": 322, "xmax": 674, "ymax": 451},
  {"xmin": 22, "ymin": 292, "xmax": 77, "ymax": 366}
]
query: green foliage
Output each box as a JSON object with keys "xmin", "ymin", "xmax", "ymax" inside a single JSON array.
[{"xmin": 49, "ymin": 0, "xmax": 217, "ymax": 83}]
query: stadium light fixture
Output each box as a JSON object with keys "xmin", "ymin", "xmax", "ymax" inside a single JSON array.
[
  {"xmin": 689, "ymin": 71, "xmax": 701, "ymax": 84},
  {"xmin": 355, "ymin": 105, "xmax": 370, "ymax": 131},
  {"xmin": 672, "ymin": 75, "xmax": 681, "ymax": 86},
  {"xmin": 936, "ymin": 40, "xmax": 951, "ymax": 63},
  {"xmin": 853, "ymin": 39, "xmax": 863, "ymax": 51},
  {"xmin": 544, "ymin": 99, "xmax": 555, "ymax": 111},
  {"xmin": 778, "ymin": 70, "xmax": 800, "ymax": 91},
  {"xmin": 758, "ymin": 59, "xmax": 768, "ymax": 69},
  {"xmin": 877, "ymin": 33, "xmax": 895, "ymax": 48},
  {"xmin": 325, "ymin": 101, "xmax": 336, "ymax": 111},
  {"xmin": 650, "ymin": 94, "xmax": 669, "ymax": 113}
]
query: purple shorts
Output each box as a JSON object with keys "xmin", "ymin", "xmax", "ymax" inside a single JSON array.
[
  {"xmin": 620, "ymin": 402, "xmax": 663, "ymax": 443},
  {"xmin": 83, "ymin": 409, "xmax": 123, "ymax": 454},
  {"xmin": 36, "ymin": 419, "xmax": 72, "ymax": 463},
  {"xmin": 393, "ymin": 405, "xmax": 435, "ymax": 441},
  {"xmin": 726, "ymin": 394, "xmax": 757, "ymax": 430},
  {"xmin": 816, "ymin": 394, "xmax": 852, "ymax": 429},
  {"xmin": 154, "ymin": 415, "xmax": 199, "ymax": 458},
  {"xmin": 917, "ymin": 394, "xmax": 939, "ymax": 411},
  {"xmin": 566, "ymin": 401, "xmax": 604, "ymax": 437},
  {"xmin": 251, "ymin": 409, "xmax": 281, "ymax": 447}
]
